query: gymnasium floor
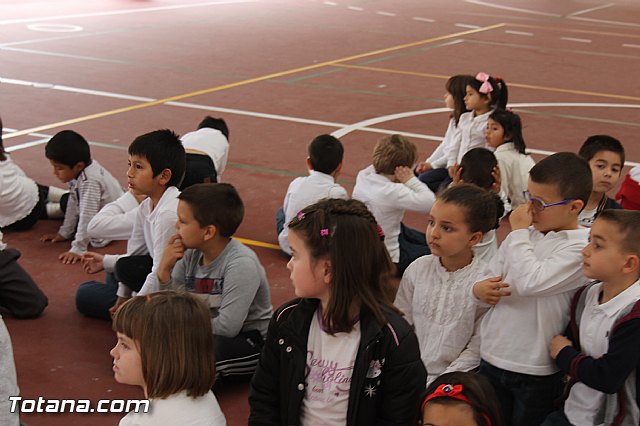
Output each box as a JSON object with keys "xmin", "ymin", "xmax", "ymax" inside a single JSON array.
[{"xmin": 1, "ymin": 0, "xmax": 639, "ymax": 424}]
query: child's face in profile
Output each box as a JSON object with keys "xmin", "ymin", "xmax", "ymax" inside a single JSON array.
[
  {"xmin": 464, "ymin": 86, "xmax": 489, "ymax": 112},
  {"xmin": 49, "ymin": 159, "xmax": 81, "ymax": 183},
  {"xmin": 427, "ymin": 200, "xmax": 479, "ymax": 263},
  {"xmin": 176, "ymin": 200, "xmax": 206, "ymax": 249},
  {"xmin": 527, "ymin": 179, "xmax": 579, "ymax": 233},
  {"xmin": 582, "ymin": 218, "xmax": 627, "ymax": 283},
  {"xmin": 588, "ymin": 150, "xmax": 622, "ymax": 195},
  {"xmin": 127, "ymin": 154, "xmax": 158, "ymax": 197},
  {"xmin": 422, "ymin": 401, "xmax": 478, "ymax": 426},
  {"xmin": 287, "ymin": 230, "xmax": 331, "ymax": 304},
  {"xmin": 110, "ymin": 332, "xmax": 144, "ymax": 389},
  {"xmin": 485, "ymin": 118, "xmax": 505, "ymax": 149},
  {"xmin": 444, "ymin": 91, "xmax": 455, "ymax": 110}
]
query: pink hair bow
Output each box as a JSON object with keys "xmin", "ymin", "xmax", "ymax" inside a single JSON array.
[{"xmin": 475, "ymin": 72, "xmax": 493, "ymax": 94}]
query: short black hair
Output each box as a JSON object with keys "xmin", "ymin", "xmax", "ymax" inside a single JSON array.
[
  {"xmin": 198, "ymin": 116, "xmax": 229, "ymax": 140},
  {"xmin": 529, "ymin": 152, "xmax": 592, "ymax": 208},
  {"xmin": 128, "ymin": 129, "xmax": 186, "ymax": 188},
  {"xmin": 45, "ymin": 130, "xmax": 91, "ymax": 167},
  {"xmin": 578, "ymin": 135, "xmax": 625, "ymax": 165},
  {"xmin": 308, "ymin": 134, "xmax": 344, "ymax": 175},
  {"xmin": 178, "ymin": 183, "xmax": 244, "ymax": 238},
  {"xmin": 597, "ymin": 210, "xmax": 640, "ymax": 257},
  {"xmin": 460, "ymin": 148, "xmax": 497, "ymax": 190}
]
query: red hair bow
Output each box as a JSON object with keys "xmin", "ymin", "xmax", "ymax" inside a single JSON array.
[{"xmin": 422, "ymin": 384, "xmax": 492, "ymax": 426}]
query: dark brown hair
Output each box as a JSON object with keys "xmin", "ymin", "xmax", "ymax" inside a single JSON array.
[
  {"xmin": 529, "ymin": 152, "xmax": 592, "ymax": 209},
  {"xmin": 288, "ymin": 198, "xmax": 395, "ymax": 333},
  {"xmin": 446, "ymin": 75, "xmax": 475, "ymax": 125},
  {"xmin": 438, "ymin": 184, "xmax": 501, "ymax": 233},
  {"xmin": 112, "ymin": 291, "xmax": 215, "ymax": 398},
  {"xmin": 597, "ymin": 210, "xmax": 640, "ymax": 256},
  {"xmin": 178, "ymin": 183, "xmax": 244, "ymax": 238}
]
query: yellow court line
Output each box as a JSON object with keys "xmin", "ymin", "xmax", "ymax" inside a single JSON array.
[
  {"xmin": 4, "ymin": 23, "xmax": 505, "ymax": 140},
  {"xmin": 233, "ymin": 237, "xmax": 281, "ymax": 251},
  {"xmin": 505, "ymin": 22, "xmax": 640, "ymax": 39},
  {"xmin": 333, "ymin": 64, "xmax": 640, "ymax": 102}
]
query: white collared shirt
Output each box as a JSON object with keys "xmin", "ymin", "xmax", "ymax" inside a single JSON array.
[
  {"xmin": 565, "ymin": 280, "xmax": 640, "ymax": 426},
  {"xmin": 181, "ymin": 128, "xmax": 229, "ymax": 178},
  {"xmin": 494, "ymin": 143, "xmax": 535, "ymax": 208},
  {"xmin": 278, "ymin": 171, "xmax": 348, "ymax": 255},
  {"xmin": 446, "ymin": 110, "xmax": 494, "ymax": 167}
]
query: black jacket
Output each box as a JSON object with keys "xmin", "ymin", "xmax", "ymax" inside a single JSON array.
[{"xmin": 249, "ymin": 298, "xmax": 426, "ymax": 425}]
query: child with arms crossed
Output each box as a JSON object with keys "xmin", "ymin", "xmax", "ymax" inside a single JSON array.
[
  {"xmin": 157, "ymin": 183, "xmax": 273, "ymax": 378},
  {"xmin": 111, "ymin": 291, "xmax": 226, "ymax": 426},
  {"xmin": 474, "ymin": 153, "xmax": 593, "ymax": 426},
  {"xmin": 249, "ymin": 198, "xmax": 426, "ymax": 425},
  {"xmin": 395, "ymin": 185, "xmax": 497, "ymax": 385},
  {"xmin": 543, "ymin": 210, "xmax": 640, "ymax": 426}
]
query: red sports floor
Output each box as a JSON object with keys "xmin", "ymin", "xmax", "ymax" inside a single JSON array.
[{"xmin": 1, "ymin": 0, "xmax": 640, "ymax": 424}]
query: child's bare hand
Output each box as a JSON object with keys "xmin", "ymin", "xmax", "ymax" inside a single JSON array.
[
  {"xmin": 490, "ymin": 166, "xmax": 502, "ymax": 193},
  {"xmin": 82, "ymin": 251, "xmax": 105, "ymax": 274},
  {"xmin": 394, "ymin": 166, "xmax": 414, "ymax": 183},
  {"xmin": 109, "ymin": 297, "xmax": 129, "ymax": 317},
  {"xmin": 158, "ymin": 235, "xmax": 184, "ymax": 283},
  {"xmin": 447, "ymin": 165, "xmax": 458, "ymax": 178},
  {"xmin": 59, "ymin": 251, "xmax": 82, "ymax": 265},
  {"xmin": 549, "ymin": 335, "xmax": 572, "ymax": 359},
  {"xmin": 415, "ymin": 162, "xmax": 432, "ymax": 174},
  {"xmin": 509, "ymin": 203, "xmax": 533, "ymax": 230},
  {"xmin": 41, "ymin": 233, "xmax": 67, "ymax": 243},
  {"xmin": 473, "ymin": 276, "xmax": 511, "ymax": 305},
  {"xmin": 451, "ymin": 164, "xmax": 463, "ymax": 185}
]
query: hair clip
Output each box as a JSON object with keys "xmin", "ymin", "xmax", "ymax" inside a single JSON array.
[
  {"xmin": 297, "ymin": 211, "xmax": 305, "ymax": 220},
  {"xmin": 421, "ymin": 384, "xmax": 491, "ymax": 426},
  {"xmin": 475, "ymin": 72, "xmax": 493, "ymax": 94},
  {"xmin": 376, "ymin": 224, "xmax": 385, "ymax": 238},
  {"xmin": 146, "ymin": 294, "xmax": 152, "ymax": 302},
  {"xmin": 320, "ymin": 228, "xmax": 329, "ymax": 237}
]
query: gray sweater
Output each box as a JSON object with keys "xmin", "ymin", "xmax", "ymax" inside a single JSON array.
[{"xmin": 164, "ymin": 239, "xmax": 272, "ymax": 338}]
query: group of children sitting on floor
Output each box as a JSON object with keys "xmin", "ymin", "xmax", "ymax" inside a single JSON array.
[{"xmin": 1, "ymin": 71, "xmax": 640, "ymax": 426}]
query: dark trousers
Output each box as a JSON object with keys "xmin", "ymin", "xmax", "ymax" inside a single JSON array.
[
  {"xmin": 75, "ymin": 255, "xmax": 152, "ymax": 320},
  {"xmin": 215, "ymin": 330, "xmax": 265, "ymax": 378},
  {"xmin": 275, "ymin": 207, "xmax": 285, "ymax": 235},
  {"xmin": 417, "ymin": 167, "xmax": 451, "ymax": 193},
  {"xmin": 541, "ymin": 410, "xmax": 573, "ymax": 426},
  {"xmin": 0, "ymin": 248, "xmax": 48, "ymax": 318},
  {"xmin": 180, "ymin": 153, "xmax": 218, "ymax": 190},
  {"xmin": 396, "ymin": 223, "xmax": 430, "ymax": 276},
  {"xmin": 479, "ymin": 360, "xmax": 564, "ymax": 426}
]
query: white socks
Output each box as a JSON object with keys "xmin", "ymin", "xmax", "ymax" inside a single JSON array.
[
  {"xmin": 45, "ymin": 202, "xmax": 64, "ymax": 219},
  {"xmin": 47, "ymin": 186, "xmax": 67, "ymax": 203}
]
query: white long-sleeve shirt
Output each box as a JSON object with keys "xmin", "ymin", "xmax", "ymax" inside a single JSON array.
[
  {"xmin": 479, "ymin": 227, "xmax": 590, "ymax": 375},
  {"xmin": 0, "ymin": 155, "xmax": 38, "ymax": 227},
  {"xmin": 104, "ymin": 187, "xmax": 180, "ymax": 297},
  {"xmin": 494, "ymin": 143, "xmax": 535, "ymax": 208},
  {"xmin": 425, "ymin": 119, "xmax": 459, "ymax": 169},
  {"xmin": 181, "ymin": 128, "xmax": 229, "ymax": 179},
  {"xmin": 87, "ymin": 191, "xmax": 141, "ymax": 241},
  {"xmin": 395, "ymin": 255, "xmax": 490, "ymax": 385},
  {"xmin": 278, "ymin": 171, "xmax": 348, "ymax": 255},
  {"xmin": 352, "ymin": 165, "xmax": 435, "ymax": 262},
  {"xmin": 58, "ymin": 161, "xmax": 123, "ymax": 254},
  {"xmin": 446, "ymin": 110, "xmax": 493, "ymax": 167}
]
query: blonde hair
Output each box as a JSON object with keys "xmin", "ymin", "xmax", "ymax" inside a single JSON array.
[
  {"xmin": 372, "ymin": 134, "xmax": 417, "ymax": 174},
  {"xmin": 112, "ymin": 291, "xmax": 215, "ymax": 398}
]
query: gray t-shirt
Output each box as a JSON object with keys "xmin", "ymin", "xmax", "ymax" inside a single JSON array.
[{"xmin": 165, "ymin": 239, "xmax": 272, "ymax": 338}]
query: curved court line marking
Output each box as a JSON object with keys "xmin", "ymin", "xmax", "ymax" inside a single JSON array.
[
  {"xmin": 567, "ymin": 3, "xmax": 614, "ymax": 17},
  {"xmin": 0, "ymin": 0, "xmax": 256, "ymax": 25},
  {"xmin": 464, "ymin": 0, "xmax": 561, "ymax": 17},
  {"xmin": 2, "ymin": 23, "xmax": 505, "ymax": 140},
  {"xmin": 505, "ymin": 23, "xmax": 640, "ymax": 38},
  {"xmin": 333, "ymin": 64, "xmax": 640, "ymax": 102}
]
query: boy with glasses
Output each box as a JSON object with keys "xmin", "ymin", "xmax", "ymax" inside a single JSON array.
[{"xmin": 472, "ymin": 152, "xmax": 592, "ymax": 426}]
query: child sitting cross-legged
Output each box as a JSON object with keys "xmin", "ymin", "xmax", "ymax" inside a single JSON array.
[
  {"xmin": 542, "ymin": 210, "xmax": 640, "ymax": 426},
  {"xmin": 395, "ymin": 184, "xmax": 498, "ymax": 385},
  {"xmin": 157, "ymin": 183, "xmax": 273, "ymax": 378}
]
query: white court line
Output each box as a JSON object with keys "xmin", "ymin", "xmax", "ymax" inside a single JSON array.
[
  {"xmin": 566, "ymin": 16, "xmax": 640, "ymax": 28},
  {"xmin": 504, "ymin": 30, "xmax": 533, "ymax": 36},
  {"xmin": 560, "ymin": 37, "xmax": 592, "ymax": 43},
  {"xmin": 412, "ymin": 17, "xmax": 435, "ymax": 23},
  {"xmin": 323, "ymin": 1, "xmax": 337, "ymax": 5},
  {"xmin": 567, "ymin": 3, "xmax": 614, "ymax": 17},
  {"xmin": 347, "ymin": 6, "xmax": 364, "ymax": 11},
  {"xmin": 463, "ymin": 0, "xmax": 561, "ymax": 17},
  {"xmin": 455, "ymin": 24, "xmax": 481, "ymax": 29},
  {"xmin": 0, "ymin": 0, "xmax": 256, "ymax": 25},
  {"xmin": 623, "ymin": 44, "xmax": 640, "ymax": 49},
  {"xmin": 376, "ymin": 11, "xmax": 396, "ymax": 17}
]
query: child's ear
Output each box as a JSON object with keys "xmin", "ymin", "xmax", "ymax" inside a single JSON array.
[
  {"xmin": 306, "ymin": 157, "xmax": 313, "ymax": 171},
  {"xmin": 158, "ymin": 168, "xmax": 172, "ymax": 186},
  {"xmin": 468, "ymin": 231, "xmax": 483, "ymax": 247},
  {"xmin": 72, "ymin": 161, "xmax": 86, "ymax": 173},
  {"xmin": 569, "ymin": 199, "xmax": 584, "ymax": 215},
  {"xmin": 203, "ymin": 224, "xmax": 217, "ymax": 241},
  {"xmin": 622, "ymin": 254, "xmax": 640, "ymax": 275},
  {"xmin": 322, "ymin": 258, "xmax": 333, "ymax": 285}
]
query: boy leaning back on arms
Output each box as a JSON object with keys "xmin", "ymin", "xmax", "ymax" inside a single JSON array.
[
  {"xmin": 473, "ymin": 152, "xmax": 592, "ymax": 426},
  {"xmin": 543, "ymin": 210, "xmax": 640, "ymax": 426}
]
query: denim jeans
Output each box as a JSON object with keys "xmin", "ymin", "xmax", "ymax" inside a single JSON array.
[
  {"xmin": 396, "ymin": 223, "xmax": 430, "ymax": 276},
  {"xmin": 479, "ymin": 360, "xmax": 564, "ymax": 426},
  {"xmin": 417, "ymin": 167, "xmax": 451, "ymax": 193},
  {"xmin": 275, "ymin": 207, "xmax": 285, "ymax": 236},
  {"xmin": 75, "ymin": 272, "xmax": 119, "ymax": 320}
]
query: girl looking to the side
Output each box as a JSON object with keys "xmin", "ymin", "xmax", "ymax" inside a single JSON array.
[{"xmin": 249, "ymin": 198, "xmax": 426, "ymax": 425}]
